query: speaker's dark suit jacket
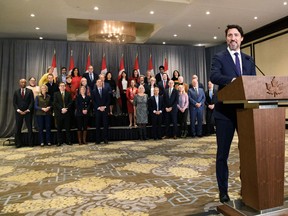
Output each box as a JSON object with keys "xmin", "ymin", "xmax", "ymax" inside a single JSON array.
[
  {"xmin": 13, "ymin": 88, "xmax": 34, "ymax": 147},
  {"xmin": 210, "ymin": 48, "xmax": 256, "ymax": 195}
]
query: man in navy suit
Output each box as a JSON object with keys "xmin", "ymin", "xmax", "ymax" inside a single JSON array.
[
  {"xmin": 188, "ymin": 78, "xmax": 206, "ymax": 137},
  {"xmin": 162, "ymin": 80, "xmax": 179, "ymax": 139},
  {"xmin": 92, "ymin": 79, "xmax": 110, "ymax": 144},
  {"xmin": 83, "ymin": 65, "xmax": 98, "ymax": 91},
  {"xmin": 210, "ymin": 24, "xmax": 256, "ymax": 203},
  {"xmin": 205, "ymin": 81, "xmax": 218, "ymax": 135},
  {"xmin": 13, "ymin": 79, "xmax": 34, "ymax": 148},
  {"xmin": 148, "ymin": 87, "xmax": 164, "ymax": 140}
]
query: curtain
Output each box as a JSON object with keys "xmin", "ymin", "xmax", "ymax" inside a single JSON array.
[{"xmin": 0, "ymin": 39, "xmax": 208, "ymax": 137}]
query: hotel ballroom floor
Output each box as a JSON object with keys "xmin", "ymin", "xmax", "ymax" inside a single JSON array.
[{"xmin": 0, "ymin": 131, "xmax": 288, "ymax": 216}]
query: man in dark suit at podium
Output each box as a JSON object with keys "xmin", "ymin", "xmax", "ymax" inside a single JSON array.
[
  {"xmin": 210, "ymin": 24, "xmax": 256, "ymax": 203},
  {"xmin": 13, "ymin": 79, "xmax": 34, "ymax": 148}
]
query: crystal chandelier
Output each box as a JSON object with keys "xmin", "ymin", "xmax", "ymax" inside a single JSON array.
[{"xmin": 89, "ymin": 20, "xmax": 136, "ymax": 43}]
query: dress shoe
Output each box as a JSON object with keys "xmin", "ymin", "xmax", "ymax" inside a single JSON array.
[
  {"xmin": 104, "ymin": 140, "xmax": 108, "ymax": 144},
  {"xmin": 95, "ymin": 141, "xmax": 100, "ymax": 144},
  {"xmin": 66, "ymin": 142, "xmax": 72, "ymax": 145},
  {"xmin": 219, "ymin": 193, "xmax": 230, "ymax": 203},
  {"xmin": 173, "ymin": 136, "xmax": 177, "ymax": 139},
  {"xmin": 57, "ymin": 143, "xmax": 61, "ymax": 146}
]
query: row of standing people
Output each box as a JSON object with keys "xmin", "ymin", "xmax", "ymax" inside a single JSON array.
[{"xmin": 13, "ymin": 65, "xmax": 217, "ymax": 147}]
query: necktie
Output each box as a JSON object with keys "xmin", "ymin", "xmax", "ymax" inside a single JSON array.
[
  {"xmin": 99, "ymin": 88, "xmax": 102, "ymax": 97},
  {"xmin": 209, "ymin": 90, "xmax": 213, "ymax": 99},
  {"xmin": 164, "ymin": 81, "xmax": 166, "ymax": 88},
  {"xmin": 156, "ymin": 96, "xmax": 159, "ymax": 110},
  {"xmin": 234, "ymin": 52, "xmax": 241, "ymax": 76},
  {"xmin": 21, "ymin": 89, "xmax": 25, "ymax": 98},
  {"xmin": 90, "ymin": 73, "xmax": 93, "ymax": 81},
  {"xmin": 62, "ymin": 92, "xmax": 65, "ymax": 108},
  {"xmin": 195, "ymin": 87, "xmax": 198, "ymax": 95},
  {"xmin": 169, "ymin": 88, "xmax": 172, "ymax": 97}
]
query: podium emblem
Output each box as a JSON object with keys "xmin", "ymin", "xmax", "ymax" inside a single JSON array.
[{"xmin": 266, "ymin": 76, "xmax": 285, "ymax": 97}]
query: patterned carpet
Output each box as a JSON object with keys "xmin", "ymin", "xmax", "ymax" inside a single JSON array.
[{"xmin": 0, "ymin": 132, "xmax": 287, "ymax": 216}]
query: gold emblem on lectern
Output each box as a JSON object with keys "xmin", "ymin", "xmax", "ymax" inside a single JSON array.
[{"xmin": 266, "ymin": 76, "xmax": 284, "ymax": 97}]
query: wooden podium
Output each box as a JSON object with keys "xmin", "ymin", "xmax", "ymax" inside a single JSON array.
[{"xmin": 216, "ymin": 76, "xmax": 288, "ymax": 215}]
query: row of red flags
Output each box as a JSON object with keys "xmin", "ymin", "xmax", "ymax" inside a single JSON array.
[{"xmin": 50, "ymin": 50, "xmax": 169, "ymax": 78}]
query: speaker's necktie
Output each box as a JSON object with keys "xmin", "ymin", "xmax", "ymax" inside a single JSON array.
[{"xmin": 234, "ymin": 52, "xmax": 241, "ymax": 76}]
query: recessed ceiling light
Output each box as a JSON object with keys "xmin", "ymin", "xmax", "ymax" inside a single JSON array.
[
  {"xmin": 35, "ymin": 27, "xmax": 40, "ymax": 30},
  {"xmin": 206, "ymin": 11, "xmax": 210, "ymax": 15},
  {"xmin": 188, "ymin": 24, "xmax": 192, "ymax": 27},
  {"xmin": 39, "ymin": 37, "xmax": 43, "ymax": 40},
  {"xmin": 30, "ymin": 13, "xmax": 35, "ymax": 17},
  {"xmin": 163, "ymin": 42, "xmax": 166, "ymax": 44},
  {"xmin": 283, "ymin": 1, "xmax": 287, "ymax": 5},
  {"xmin": 173, "ymin": 34, "xmax": 178, "ymax": 37},
  {"xmin": 94, "ymin": 6, "xmax": 99, "ymax": 10},
  {"xmin": 150, "ymin": 11, "xmax": 154, "ymax": 15},
  {"xmin": 254, "ymin": 16, "xmax": 258, "ymax": 20},
  {"xmin": 213, "ymin": 36, "xmax": 217, "ymax": 39}
]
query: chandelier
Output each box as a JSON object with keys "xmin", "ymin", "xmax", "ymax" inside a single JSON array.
[{"xmin": 89, "ymin": 20, "xmax": 136, "ymax": 43}]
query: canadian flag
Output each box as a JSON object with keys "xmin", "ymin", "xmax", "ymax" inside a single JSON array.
[
  {"xmin": 118, "ymin": 54, "xmax": 125, "ymax": 78},
  {"xmin": 164, "ymin": 57, "xmax": 169, "ymax": 78},
  {"xmin": 148, "ymin": 54, "xmax": 154, "ymax": 76},
  {"xmin": 68, "ymin": 50, "xmax": 75, "ymax": 75},
  {"xmin": 101, "ymin": 54, "xmax": 107, "ymax": 75},
  {"xmin": 51, "ymin": 50, "xmax": 57, "ymax": 78},
  {"xmin": 85, "ymin": 52, "xmax": 91, "ymax": 72},
  {"xmin": 133, "ymin": 54, "xmax": 140, "ymax": 76}
]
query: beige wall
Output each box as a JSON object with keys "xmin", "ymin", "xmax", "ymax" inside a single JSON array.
[{"xmin": 242, "ymin": 30, "xmax": 288, "ymax": 119}]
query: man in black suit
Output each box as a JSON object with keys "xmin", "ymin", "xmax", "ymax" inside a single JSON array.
[
  {"xmin": 92, "ymin": 79, "xmax": 110, "ymax": 144},
  {"xmin": 53, "ymin": 82, "xmax": 73, "ymax": 146},
  {"xmin": 83, "ymin": 65, "xmax": 98, "ymax": 91},
  {"xmin": 13, "ymin": 79, "xmax": 34, "ymax": 148},
  {"xmin": 148, "ymin": 87, "xmax": 164, "ymax": 140},
  {"xmin": 205, "ymin": 81, "xmax": 217, "ymax": 135},
  {"xmin": 157, "ymin": 73, "xmax": 169, "ymax": 96},
  {"xmin": 46, "ymin": 74, "xmax": 59, "ymax": 102},
  {"xmin": 162, "ymin": 80, "xmax": 179, "ymax": 139},
  {"xmin": 210, "ymin": 24, "xmax": 256, "ymax": 203}
]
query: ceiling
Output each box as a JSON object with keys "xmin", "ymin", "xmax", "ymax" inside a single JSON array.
[{"xmin": 0, "ymin": 0, "xmax": 287, "ymax": 46}]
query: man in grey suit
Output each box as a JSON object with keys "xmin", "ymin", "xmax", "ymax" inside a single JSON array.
[{"xmin": 13, "ymin": 79, "xmax": 34, "ymax": 147}]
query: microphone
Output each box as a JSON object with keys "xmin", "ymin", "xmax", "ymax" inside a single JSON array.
[{"xmin": 245, "ymin": 56, "xmax": 265, "ymax": 76}]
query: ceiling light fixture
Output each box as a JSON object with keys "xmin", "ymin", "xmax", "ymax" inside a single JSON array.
[
  {"xmin": 94, "ymin": 6, "xmax": 99, "ymax": 10},
  {"xmin": 150, "ymin": 11, "xmax": 154, "ymax": 15},
  {"xmin": 213, "ymin": 36, "xmax": 217, "ymax": 39},
  {"xmin": 173, "ymin": 34, "xmax": 178, "ymax": 37},
  {"xmin": 163, "ymin": 42, "xmax": 166, "ymax": 44},
  {"xmin": 254, "ymin": 16, "xmax": 258, "ymax": 20},
  {"xmin": 30, "ymin": 13, "xmax": 35, "ymax": 17},
  {"xmin": 206, "ymin": 11, "xmax": 210, "ymax": 15},
  {"xmin": 35, "ymin": 27, "xmax": 40, "ymax": 30},
  {"xmin": 89, "ymin": 20, "xmax": 136, "ymax": 43},
  {"xmin": 39, "ymin": 37, "xmax": 43, "ymax": 40},
  {"xmin": 284, "ymin": 2, "xmax": 287, "ymax": 5},
  {"xmin": 188, "ymin": 24, "xmax": 191, "ymax": 27}
]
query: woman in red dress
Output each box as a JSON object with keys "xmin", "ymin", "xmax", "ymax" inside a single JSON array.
[
  {"xmin": 71, "ymin": 67, "xmax": 82, "ymax": 90},
  {"xmin": 126, "ymin": 79, "xmax": 138, "ymax": 127}
]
